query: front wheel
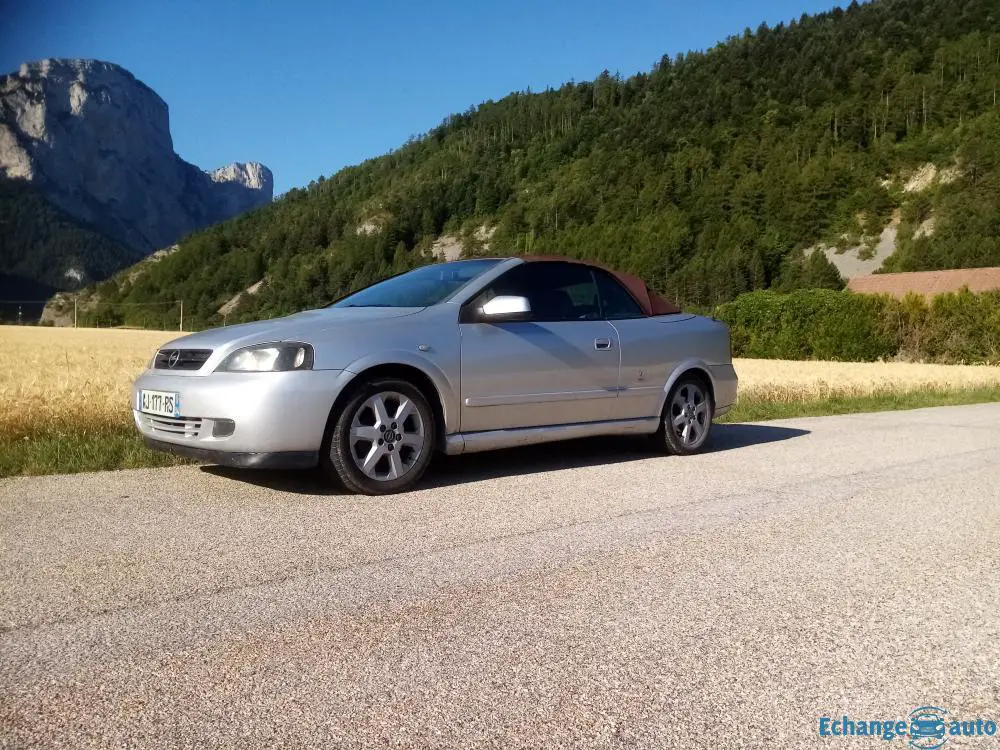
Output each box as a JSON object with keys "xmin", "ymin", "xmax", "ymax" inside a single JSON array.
[
  {"xmin": 322, "ymin": 378, "xmax": 436, "ymax": 495},
  {"xmin": 656, "ymin": 376, "xmax": 713, "ymax": 455}
]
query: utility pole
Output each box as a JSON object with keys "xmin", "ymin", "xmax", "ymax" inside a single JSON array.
[
  {"xmin": 179, "ymin": 300, "xmax": 184, "ymax": 332},
  {"xmin": 74, "ymin": 298, "xmax": 78, "ymax": 328}
]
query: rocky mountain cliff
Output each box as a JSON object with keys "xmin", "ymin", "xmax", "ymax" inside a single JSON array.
[{"xmin": 0, "ymin": 58, "xmax": 272, "ymax": 308}]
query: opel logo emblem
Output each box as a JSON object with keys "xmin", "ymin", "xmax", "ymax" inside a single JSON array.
[{"xmin": 167, "ymin": 350, "xmax": 181, "ymax": 368}]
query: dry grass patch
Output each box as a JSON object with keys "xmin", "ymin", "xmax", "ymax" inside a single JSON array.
[
  {"xmin": 0, "ymin": 326, "xmax": 177, "ymax": 440},
  {"xmin": 1, "ymin": 326, "xmax": 999, "ymax": 476},
  {"xmin": 735, "ymin": 357, "xmax": 1000, "ymax": 404},
  {"xmin": 3, "ymin": 327, "xmax": 1000, "ymax": 440}
]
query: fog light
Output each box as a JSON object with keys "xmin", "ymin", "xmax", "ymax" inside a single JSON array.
[{"xmin": 213, "ymin": 419, "xmax": 235, "ymax": 438}]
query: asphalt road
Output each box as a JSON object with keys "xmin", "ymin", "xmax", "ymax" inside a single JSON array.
[{"xmin": 2, "ymin": 404, "xmax": 1000, "ymax": 749}]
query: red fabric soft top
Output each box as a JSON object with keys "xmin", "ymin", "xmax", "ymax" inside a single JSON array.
[{"xmin": 518, "ymin": 255, "xmax": 682, "ymax": 316}]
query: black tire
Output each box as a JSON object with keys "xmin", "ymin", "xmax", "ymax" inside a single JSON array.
[
  {"xmin": 655, "ymin": 375, "xmax": 714, "ymax": 455},
  {"xmin": 322, "ymin": 378, "xmax": 436, "ymax": 495}
]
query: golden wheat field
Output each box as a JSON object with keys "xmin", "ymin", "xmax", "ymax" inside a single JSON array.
[
  {"xmin": 2, "ymin": 325, "xmax": 1000, "ymax": 439},
  {"xmin": 735, "ymin": 358, "xmax": 1000, "ymax": 401},
  {"xmin": 0, "ymin": 326, "xmax": 177, "ymax": 438}
]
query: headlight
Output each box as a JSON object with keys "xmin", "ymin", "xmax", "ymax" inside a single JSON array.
[{"xmin": 217, "ymin": 342, "xmax": 314, "ymax": 372}]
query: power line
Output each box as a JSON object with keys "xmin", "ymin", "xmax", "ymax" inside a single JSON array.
[
  {"xmin": 0, "ymin": 299, "xmax": 181, "ymax": 306},
  {"xmin": 0, "ymin": 299, "xmax": 185, "ymax": 331},
  {"xmin": 0, "ymin": 299, "xmax": 63, "ymax": 304}
]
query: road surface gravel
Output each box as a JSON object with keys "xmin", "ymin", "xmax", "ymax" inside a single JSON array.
[{"xmin": 2, "ymin": 404, "xmax": 999, "ymax": 748}]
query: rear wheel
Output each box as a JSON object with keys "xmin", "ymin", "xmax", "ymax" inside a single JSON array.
[
  {"xmin": 323, "ymin": 378, "xmax": 436, "ymax": 495},
  {"xmin": 656, "ymin": 376, "xmax": 713, "ymax": 455}
]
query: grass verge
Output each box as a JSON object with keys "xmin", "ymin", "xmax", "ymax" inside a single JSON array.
[
  {"xmin": 2, "ymin": 386, "xmax": 998, "ymax": 479},
  {"xmin": 718, "ymin": 385, "xmax": 1000, "ymax": 423},
  {"xmin": 0, "ymin": 424, "xmax": 191, "ymax": 478}
]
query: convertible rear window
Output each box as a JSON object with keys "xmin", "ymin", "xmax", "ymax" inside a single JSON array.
[
  {"xmin": 592, "ymin": 268, "xmax": 645, "ymax": 319},
  {"xmin": 332, "ymin": 259, "xmax": 502, "ymax": 308}
]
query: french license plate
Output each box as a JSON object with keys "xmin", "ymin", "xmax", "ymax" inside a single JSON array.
[{"xmin": 138, "ymin": 389, "xmax": 181, "ymax": 418}]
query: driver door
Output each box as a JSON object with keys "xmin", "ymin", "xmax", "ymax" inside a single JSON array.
[{"xmin": 458, "ymin": 262, "xmax": 621, "ymax": 432}]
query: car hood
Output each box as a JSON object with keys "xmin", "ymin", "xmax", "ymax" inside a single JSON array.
[{"xmin": 159, "ymin": 307, "xmax": 424, "ymax": 351}]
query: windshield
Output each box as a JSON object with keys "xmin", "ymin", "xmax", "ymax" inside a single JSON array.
[{"xmin": 332, "ymin": 259, "xmax": 502, "ymax": 308}]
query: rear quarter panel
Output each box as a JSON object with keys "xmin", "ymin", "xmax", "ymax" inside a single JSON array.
[{"xmin": 613, "ymin": 314, "xmax": 735, "ymax": 419}]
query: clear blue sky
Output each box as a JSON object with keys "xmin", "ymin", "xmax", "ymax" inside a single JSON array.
[{"xmin": 5, "ymin": 0, "xmax": 848, "ymax": 194}]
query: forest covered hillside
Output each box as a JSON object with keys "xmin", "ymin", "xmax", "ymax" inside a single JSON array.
[
  {"xmin": 0, "ymin": 177, "xmax": 140, "ymax": 321},
  {"xmin": 74, "ymin": 0, "xmax": 1000, "ymax": 329}
]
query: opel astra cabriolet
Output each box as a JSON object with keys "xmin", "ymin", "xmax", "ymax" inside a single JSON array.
[{"xmin": 133, "ymin": 256, "xmax": 737, "ymax": 494}]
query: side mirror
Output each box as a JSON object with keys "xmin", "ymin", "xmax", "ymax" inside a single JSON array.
[{"xmin": 479, "ymin": 295, "xmax": 531, "ymax": 322}]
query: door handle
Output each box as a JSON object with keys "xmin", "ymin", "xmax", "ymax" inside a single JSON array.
[{"xmin": 594, "ymin": 338, "xmax": 613, "ymax": 350}]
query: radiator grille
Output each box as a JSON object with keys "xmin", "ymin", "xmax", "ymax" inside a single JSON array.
[{"xmin": 154, "ymin": 349, "xmax": 212, "ymax": 371}]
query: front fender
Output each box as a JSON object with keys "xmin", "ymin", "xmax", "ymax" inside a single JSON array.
[{"xmin": 342, "ymin": 350, "xmax": 461, "ymax": 435}]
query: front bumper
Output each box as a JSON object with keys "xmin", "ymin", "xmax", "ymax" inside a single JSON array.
[{"xmin": 132, "ymin": 368, "xmax": 347, "ymax": 457}]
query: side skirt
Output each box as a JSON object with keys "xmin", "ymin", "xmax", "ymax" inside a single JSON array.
[{"xmin": 444, "ymin": 417, "xmax": 660, "ymax": 456}]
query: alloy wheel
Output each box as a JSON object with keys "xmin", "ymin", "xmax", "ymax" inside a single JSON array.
[
  {"xmin": 347, "ymin": 391, "xmax": 426, "ymax": 481},
  {"xmin": 669, "ymin": 381, "xmax": 710, "ymax": 449}
]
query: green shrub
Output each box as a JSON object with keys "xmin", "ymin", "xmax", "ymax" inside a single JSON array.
[
  {"xmin": 715, "ymin": 289, "xmax": 901, "ymax": 361},
  {"xmin": 921, "ymin": 289, "xmax": 1000, "ymax": 363},
  {"xmin": 715, "ymin": 288, "xmax": 1000, "ymax": 364}
]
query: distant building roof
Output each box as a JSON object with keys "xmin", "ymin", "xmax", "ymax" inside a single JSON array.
[{"xmin": 847, "ymin": 267, "xmax": 1000, "ymax": 299}]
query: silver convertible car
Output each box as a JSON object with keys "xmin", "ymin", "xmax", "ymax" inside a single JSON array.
[{"xmin": 133, "ymin": 256, "xmax": 737, "ymax": 494}]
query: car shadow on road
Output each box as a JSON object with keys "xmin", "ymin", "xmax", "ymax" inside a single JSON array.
[
  {"xmin": 705, "ymin": 423, "xmax": 810, "ymax": 454},
  {"xmin": 199, "ymin": 423, "xmax": 808, "ymax": 496}
]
